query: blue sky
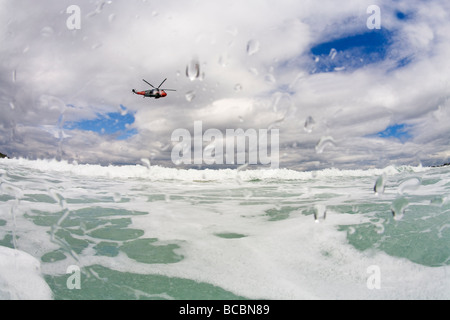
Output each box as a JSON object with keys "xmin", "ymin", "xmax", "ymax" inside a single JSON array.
[
  {"xmin": 64, "ymin": 106, "xmax": 137, "ymax": 141},
  {"xmin": 310, "ymin": 29, "xmax": 393, "ymax": 73},
  {"xmin": 374, "ymin": 123, "xmax": 413, "ymax": 143}
]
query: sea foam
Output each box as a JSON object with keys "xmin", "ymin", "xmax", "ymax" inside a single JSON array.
[{"xmin": 0, "ymin": 246, "xmax": 53, "ymax": 300}]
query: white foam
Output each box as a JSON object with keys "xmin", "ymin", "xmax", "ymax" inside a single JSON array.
[
  {"xmin": 0, "ymin": 157, "xmax": 430, "ymax": 182},
  {"xmin": 0, "ymin": 246, "xmax": 53, "ymax": 300},
  {"xmin": 0, "ymin": 157, "xmax": 447, "ymax": 300}
]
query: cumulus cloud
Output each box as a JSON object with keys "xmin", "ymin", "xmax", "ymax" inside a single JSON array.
[{"xmin": 1, "ymin": 0, "xmax": 450, "ymax": 169}]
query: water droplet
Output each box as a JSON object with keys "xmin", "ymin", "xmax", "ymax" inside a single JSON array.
[
  {"xmin": 238, "ymin": 116, "xmax": 244, "ymax": 123},
  {"xmin": 218, "ymin": 54, "xmax": 229, "ymax": 67},
  {"xmin": 304, "ymin": 116, "xmax": 315, "ymax": 133},
  {"xmin": 185, "ymin": 90, "xmax": 196, "ymax": 102},
  {"xmin": 237, "ymin": 163, "xmax": 248, "ymax": 171},
  {"xmin": 108, "ymin": 14, "xmax": 116, "ymax": 23},
  {"xmin": 173, "ymin": 142, "xmax": 190, "ymax": 165},
  {"xmin": 264, "ymin": 74, "xmax": 276, "ymax": 83},
  {"xmin": 40, "ymin": 26, "xmax": 54, "ymax": 37},
  {"xmin": 91, "ymin": 42, "xmax": 103, "ymax": 50},
  {"xmin": 141, "ymin": 158, "xmax": 151, "ymax": 169},
  {"xmin": 374, "ymin": 174, "xmax": 386, "ymax": 195},
  {"xmin": 234, "ymin": 84, "xmax": 242, "ymax": 92},
  {"xmin": 430, "ymin": 196, "xmax": 445, "ymax": 207},
  {"xmin": 243, "ymin": 189, "xmax": 253, "ymax": 200},
  {"xmin": 38, "ymin": 95, "xmax": 66, "ymax": 113},
  {"xmin": 398, "ymin": 177, "xmax": 421, "ymax": 195},
  {"xmin": 186, "ymin": 59, "xmax": 200, "ymax": 81},
  {"xmin": 315, "ymin": 136, "xmax": 335, "ymax": 154},
  {"xmin": 329, "ymin": 48, "xmax": 337, "ymax": 60},
  {"xmin": 226, "ymin": 26, "xmax": 238, "ymax": 37},
  {"xmin": 246, "ymin": 39, "xmax": 260, "ymax": 56},
  {"xmin": 272, "ymin": 92, "xmax": 295, "ymax": 120},
  {"xmin": 12, "ymin": 70, "xmax": 16, "ymax": 83},
  {"xmin": 113, "ymin": 192, "xmax": 122, "ymax": 202},
  {"xmin": 0, "ymin": 182, "xmax": 24, "ymax": 199},
  {"xmin": 391, "ymin": 196, "xmax": 409, "ymax": 220},
  {"xmin": 9, "ymin": 101, "xmax": 15, "ymax": 110},
  {"xmin": 119, "ymin": 105, "xmax": 128, "ymax": 116},
  {"xmin": 248, "ymin": 68, "xmax": 258, "ymax": 76},
  {"xmin": 268, "ymin": 118, "xmax": 284, "ymax": 130},
  {"xmin": 314, "ymin": 204, "xmax": 327, "ymax": 223},
  {"xmin": 204, "ymin": 144, "xmax": 215, "ymax": 156}
]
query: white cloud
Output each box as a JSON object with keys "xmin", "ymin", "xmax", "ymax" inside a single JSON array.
[{"xmin": 1, "ymin": 0, "xmax": 450, "ymax": 169}]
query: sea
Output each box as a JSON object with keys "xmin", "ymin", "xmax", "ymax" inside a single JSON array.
[{"xmin": 0, "ymin": 158, "xmax": 449, "ymax": 300}]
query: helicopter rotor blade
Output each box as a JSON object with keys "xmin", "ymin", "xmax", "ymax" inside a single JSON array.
[
  {"xmin": 142, "ymin": 79, "xmax": 156, "ymax": 88},
  {"xmin": 162, "ymin": 89, "xmax": 176, "ymax": 91},
  {"xmin": 157, "ymin": 78, "xmax": 167, "ymax": 89}
]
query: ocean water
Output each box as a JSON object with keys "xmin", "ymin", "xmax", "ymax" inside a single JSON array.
[{"xmin": 0, "ymin": 158, "xmax": 449, "ymax": 300}]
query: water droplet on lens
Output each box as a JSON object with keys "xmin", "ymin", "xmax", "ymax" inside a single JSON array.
[
  {"xmin": 264, "ymin": 74, "xmax": 276, "ymax": 83},
  {"xmin": 329, "ymin": 48, "xmax": 337, "ymax": 60},
  {"xmin": 246, "ymin": 39, "xmax": 260, "ymax": 56},
  {"xmin": 234, "ymin": 84, "xmax": 242, "ymax": 92},
  {"xmin": 243, "ymin": 189, "xmax": 253, "ymax": 200},
  {"xmin": 204, "ymin": 144, "xmax": 215, "ymax": 155},
  {"xmin": 141, "ymin": 158, "xmax": 151, "ymax": 169},
  {"xmin": 374, "ymin": 174, "xmax": 386, "ymax": 195},
  {"xmin": 391, "ymin": 196, "xmax": 409, "ymax": 220},
  {"xmin": 430, "ymin": 196, "xmax": 444, "ymax": 207},
  {"xmin": 113, "ymin": 192, "xmax": 122, "ymax": 202},
  {"xmin": 314, "ymin": 204, "xmax": 327, "ymax": 223},
  {"xmin": 92, "ymin": 42, "xmax": 103, "ymax": 50},
  {"xmin": 315, "ymin": 136, "xmax": 335, "ymax": 154},
  {"xmin": 248, "ymin": 68, "xmax": 258, "ymax": 76},
  {"xmin": 218, "ymin": 54, "xmax": 229, "ymax": 67},
  {"xmin": 272, "ymin": 92, "xmax": 295, "ymax": 121},
  {"xmin": 268, "ymin": 118, "xmax": 284, "ymax": 130},
  {"xmin": 40, "ymin": 26, "xmax": 54, "ymax": 37},
  {"xmin": 237, "ymin": 163, "xmax": 248, "ymax": 172},
  {"xmin": 186, "ymin": 59, "xmax": 200, "ymax": 81},
  {"xmin": 398, "ymin": 177, "xmax": 421, "ymax": 195},
  {"xmin": 185, "ymin": 90, "xmax": 196, "ymax": 102},
  {"xmin": 304, "ymin": 116, "xmax": 315, "ymax": 133}
]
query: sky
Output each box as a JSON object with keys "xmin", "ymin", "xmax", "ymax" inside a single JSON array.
[{"xmin": 1, "ymin": 0, "xmax": 450, "ymax": 170}]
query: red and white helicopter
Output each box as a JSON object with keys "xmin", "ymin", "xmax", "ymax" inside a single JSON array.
[{"xmin": 132, "ymin": 78, "xmax": 176, "ymax": 99}]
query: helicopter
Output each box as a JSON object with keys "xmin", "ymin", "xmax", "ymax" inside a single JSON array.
[{"xmin": 132, "ymin": 78, "xmax": 176, "ymax": 99}]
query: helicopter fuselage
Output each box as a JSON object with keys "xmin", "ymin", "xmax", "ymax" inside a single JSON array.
[
  {"xmin": 133, "ymin": 89, "xmax": 167, "ymax": 99},
  {"xmin": 132, "ymin": 78, "xmax": 175, "ymax": 99}
]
